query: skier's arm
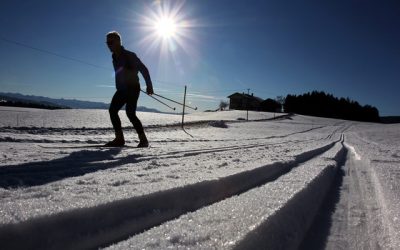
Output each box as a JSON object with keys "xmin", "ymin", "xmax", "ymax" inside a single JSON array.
[
  {"xmin": 137, "ymin": 60, "xmax": 154, "ymax": 95},
  {"xmin": 127, "ymin": 52, "xmax": 154, "ymax": 95}
]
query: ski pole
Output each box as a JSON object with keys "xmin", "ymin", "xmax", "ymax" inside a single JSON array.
[
  {"xmin": 152, "ymin": 92, "xmax": 198, "ymax": 110},
  {"xmin": 141, "ymin": 90, "xmax": 176, "ymax": 110}
]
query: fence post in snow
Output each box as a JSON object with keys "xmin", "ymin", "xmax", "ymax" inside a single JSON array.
[
  {"xmin": 182, "ymin": 85, "xmax": 187, "ymax": 128},
  {"xmin": 247, "ymin": 88, "xmax": 250, "ymax": 121}
]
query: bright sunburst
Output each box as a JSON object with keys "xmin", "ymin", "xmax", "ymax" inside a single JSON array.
[
  {"xmin": 154, "ymin": 16, "xmax": 177, "ymax": 39},
  {"xmin": 132, "ymin": 1, "xmax": 200, "ymax": 85},
  {"xmin": 137, "ymin": 1, "xmax": 198, "ymax": 55}
]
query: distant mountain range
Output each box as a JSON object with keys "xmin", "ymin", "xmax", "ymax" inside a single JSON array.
[{"xmin": 0, "ymin": 92, "xmax": 161, "ymax": 113}]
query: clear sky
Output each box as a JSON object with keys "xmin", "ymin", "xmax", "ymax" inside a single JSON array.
[{"xmin": 1, "ymin": 0, "xmax": 399, "ymax": 115}]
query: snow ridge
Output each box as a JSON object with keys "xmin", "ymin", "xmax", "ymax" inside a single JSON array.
[
  {"xmin": 107, "ymin": 137, "xmax": 346, "ymax": 249},
  {"xmin": 234, "ymin": 143, "xmax": 347, "ymax": 250},
  {"xmin": 0, "ymin": 139, "xmax": 341, "ymax": 250}
]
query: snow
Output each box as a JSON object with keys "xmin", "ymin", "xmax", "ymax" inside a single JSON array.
[{"xmin": 0, "ymin": 107, "xmax": 399, "ymax": 249}]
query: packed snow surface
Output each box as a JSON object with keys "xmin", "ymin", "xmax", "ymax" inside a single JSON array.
[{"xmin": 0, "ymin": 107, "xmax": 399, "ymax": 249}]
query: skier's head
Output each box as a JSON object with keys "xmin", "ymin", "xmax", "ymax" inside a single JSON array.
[{"xmin": 106, "ymin": 31, "xmax": 122, "ymax": 53}]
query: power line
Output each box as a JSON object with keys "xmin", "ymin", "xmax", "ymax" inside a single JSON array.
[
  {"xmin": 0, "ymin": 37, "xmax": 191, "ymax": 88},
  {"xmin": 0, "ymin": 36, "xmax": 258, "ymax": 103},
  {"xmin": 0, "ymin": 36, "xmax": 111, "ymax": 71}
]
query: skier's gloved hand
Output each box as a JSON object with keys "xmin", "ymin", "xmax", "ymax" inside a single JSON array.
[{"xmin": 146, "ymin": 86, "xmax": 154, "ymax": 95}]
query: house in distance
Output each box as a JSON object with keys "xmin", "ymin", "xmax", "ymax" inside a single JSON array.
[{"xmin": 227, "ymin": 92, "xmax": 281, "ymax": 112}]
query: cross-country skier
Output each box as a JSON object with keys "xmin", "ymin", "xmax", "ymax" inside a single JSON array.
[{"xmin": 105, "ymin": 31, "xmax": 154, "ymax": 147}]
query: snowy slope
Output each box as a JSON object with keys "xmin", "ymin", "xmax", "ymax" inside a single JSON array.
[{"xmin": 0, "ymin": 107, "xmax": 399, "ymax": 249}]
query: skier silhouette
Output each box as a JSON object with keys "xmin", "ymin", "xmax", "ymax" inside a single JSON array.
[{"xmin": 105, "ymin": 31, "xmax": 153, "ymax": 147}]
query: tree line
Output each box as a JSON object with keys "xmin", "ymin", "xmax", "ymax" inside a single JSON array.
[
  {"xmin": 283, "ymin": 91, "xmax": 380, "ymax": 122},
  {"xmin": 0, "ymin": 100, "xmax": 68, "ymax": 110}
]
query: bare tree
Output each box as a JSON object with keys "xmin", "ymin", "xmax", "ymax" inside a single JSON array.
[
  {"xmin": 219, "ymin": 100, "xmax": 229, "ymax": 111},
  {"xmin": 276, "ymin": 96, "xmax": 285, "ymax": 112}
]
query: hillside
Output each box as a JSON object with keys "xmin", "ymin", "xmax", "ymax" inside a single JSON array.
[{"xmin": 0, "ymin": 110, "xmax": 399, "ymax": 249}]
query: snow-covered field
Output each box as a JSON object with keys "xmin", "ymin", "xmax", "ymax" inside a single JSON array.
[{"xmin": 0, "ymin": 107, "xmax": 399, "ymax": 249}]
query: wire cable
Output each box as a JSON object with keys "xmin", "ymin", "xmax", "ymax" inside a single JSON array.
[
  {"xmin": 0, "ymin": 36, "xmax": 111, "ymax": 70},
  {"xmin": 1, "ymin": 36, "xmax": 253, "ymax": 105}
]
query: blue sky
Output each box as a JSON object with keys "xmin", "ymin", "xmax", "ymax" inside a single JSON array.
[{"xmin": 0, "ymin": 0, "xmax": 399, "ymax": 115}]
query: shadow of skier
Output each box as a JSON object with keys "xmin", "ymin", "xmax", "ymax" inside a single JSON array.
[{"xmin": 0, "ymin": 148, "xmax": 141, "ymax": 189}]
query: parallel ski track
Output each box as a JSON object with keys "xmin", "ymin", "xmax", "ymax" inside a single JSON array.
[
  {"xmin": 1, "ymin": 125, "xmax": 344, "ymax": 188},
  {"xmin": 0, "ymin": 123, "xmax": 330, "ymax": 144},
  {"xmin": 0, "ymin": 114, "xmax": 294, "ymax": 135},
  {"xmin": 0, "ymin": 135, "xmax": 343, "ymax": 250},
  {"xmin": 0, "ymin": 136, "xmax": 325, "ymax": 188}
]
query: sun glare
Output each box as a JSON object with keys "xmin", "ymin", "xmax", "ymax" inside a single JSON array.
[
  {"xmin": 135, "ymin": 1, "xmax": 200, "ymax": 80},
  {"xmin": 138, "ymin": 0, "xmax": 198, "ymax": 55},
  {"xmin": 154, "ymin": 17, "xmax": 177, "ymax": 39}
]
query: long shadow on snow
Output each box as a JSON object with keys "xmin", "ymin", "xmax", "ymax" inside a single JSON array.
[
  {"xmin": 0, "ymin": 148, "xmax": 140, "ymax": 189},
  {"xmin": 298, "ymin": 145, "xmax": 347, "ymax": 249}
]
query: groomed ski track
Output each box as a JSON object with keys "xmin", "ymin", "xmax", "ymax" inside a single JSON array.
[{"xmin": 0, "ymin": 116, "xmax": 394, "ymax": 249}]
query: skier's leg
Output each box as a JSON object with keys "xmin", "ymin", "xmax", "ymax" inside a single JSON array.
[
  {"xmin": 107, "ymin": 91, "xmax": 126, "ymax": 146},
  {"xmin": 126, "ymin": 86, "xmax": 148, "ymax": 147}
]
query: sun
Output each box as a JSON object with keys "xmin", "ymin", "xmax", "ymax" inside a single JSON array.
[
  {"xmin": 136, "ymin": 1, "xmax": 200, "ymax": 65},
  {"xmin": 138, "ymin": 1, "xmax": 193, "ymax": 50},
  {"xmin": 154, "ymin": 17, "xmax": 177, "ymax": 39}
]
